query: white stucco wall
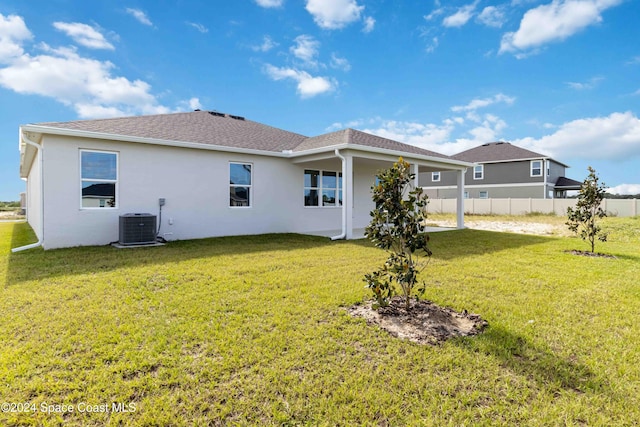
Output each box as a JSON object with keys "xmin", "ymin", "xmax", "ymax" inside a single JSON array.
[
  {"xmin": 25, "ymin": 149, "xmax": 42, "ymax": 241},
  {"xmin": 40, "ymin": 135, "xmax": 351, "ymax": 249}
]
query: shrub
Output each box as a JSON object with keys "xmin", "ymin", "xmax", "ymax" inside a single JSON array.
[
  {"xmin": 364, "ymin": 158, "xmax": 432, "ymax": 309},
  {"xmin": 566, "ymin": 166, "xmax": 608, "ymax": 253}
]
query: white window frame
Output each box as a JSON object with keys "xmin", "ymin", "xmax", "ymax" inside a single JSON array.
[
  {"xmin": 304, "ymin": 169, "xmax": 342, "ymax": 208},
  {"xmin": 229, "ymin": 162, "xmax": 252, "ymax": 208},
  {"xmin": 79, "ymin": 149, "xmax": 118, "ymax": 210},
  {"xmin": 530, "ymin": 160, "xmax": 543, "ymax": 177},
  {"xmin": 473, "ymin": 164, "xmax": 484, "ymax": 180},
  {"xmin": 432, "ymin": 171, "xmax": 441, "ymax": 182},
  {"xmin": 479, "ymin": 191, "xmax": 489, "ymax": 199}
]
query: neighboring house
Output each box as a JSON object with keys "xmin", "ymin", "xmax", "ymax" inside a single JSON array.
[
  {"xmin": 420, "ymin": 141, "xmax": 582, "ymax": 199},
  {"xmin": 16, "ymin": 110, "xmax": 473, "ymax": 250}
]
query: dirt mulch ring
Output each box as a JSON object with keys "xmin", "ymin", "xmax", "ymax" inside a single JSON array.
[
  {"xmin": 348, "ymin": 297, "xmax": 488, "ymax": 345},
  {"xmin": 565, "ymin": 249, "xmax": 616, "ymax": 259}
]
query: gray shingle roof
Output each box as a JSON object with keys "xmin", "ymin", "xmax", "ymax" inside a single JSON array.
[
  {"xmin": 293, "ymin": 128, "xmax": 451, "ymax": 159},
  {"xmin": 453, "ymin": 142, "xmax": 548, "ymax": 163},
  {"xmin": 33, "ymin": 111, "xmax": 453, "ymax": 159},
  {"xmin": 37, "ymin": 110, "xmax": 308, "ymax": 152}
]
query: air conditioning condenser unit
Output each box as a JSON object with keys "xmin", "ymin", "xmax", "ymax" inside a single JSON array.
[{"xmin": 119, "ymin": 213, "xmax": 157, "ymax": 246}]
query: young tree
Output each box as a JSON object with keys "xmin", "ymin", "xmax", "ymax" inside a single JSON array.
[
  {"xmin": 364, "ymin": 157, "xmax": 432, "ymax": 310},
  {"xmin": 566, "ymin": 166, "xmax": 608, "ymax": 253}
]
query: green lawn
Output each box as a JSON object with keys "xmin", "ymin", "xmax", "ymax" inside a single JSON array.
[{"xmin": 1, "ymin": 218, "xmax": 639, "ymax": 426}]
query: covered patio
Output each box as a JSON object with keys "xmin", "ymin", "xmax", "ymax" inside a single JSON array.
[{"xmin": 289, "ymin": 130, "xmax": 473, "ymax": 240}]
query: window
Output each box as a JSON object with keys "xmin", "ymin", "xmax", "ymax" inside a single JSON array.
[
  {"xmin": 464, "ymin": 191, "xmax": 469, "ymax": 199},
  {"xmin": 474, "ymin": 165, "xmax": 484, "ymax": 180},
  {"xmin": 479, "ymin": 191, "xmax": 489, "ymax": 199},
  {"xmin": 531, "ymin": 160, "xmax": 542, "ymax": 177},
  {"xmin": 304, "ymin": 169, "xmax": 342, "ymax": 207},
  {"xmin": 230, "ymin": 163, "xmax": 252, "ymax": 207},
  {"xmin": 80, "ymin": 150, "xmax": 117, "ymax": 209},
  {"xmin": 432, "ymin": 171, "xmax": 441, "ymax": 182}
]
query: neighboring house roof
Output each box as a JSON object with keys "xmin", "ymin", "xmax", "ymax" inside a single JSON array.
[
  {"xmin": 453, "ymin": 141, "xmax": 568, "ymax": 167},
  {"xmin": 82, "ymin": 183, "xmax": 115, "ymax": 197},
  {"xmin": 554, "ymin": 176, "xmax": 582, "ymax": 189}
]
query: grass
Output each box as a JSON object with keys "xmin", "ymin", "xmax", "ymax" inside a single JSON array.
[{"xmin": 1, "ymin": 217, "xmax": 639, "ymax": 426}]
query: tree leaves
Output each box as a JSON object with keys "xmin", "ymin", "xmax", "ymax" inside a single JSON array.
[
  {"xmin": 566, "ymin": 166, "xmax": 608, "ymax": 253},
  {"xmin": 364, "ymin": 158, "xmax": 431, "ymax": 309}
]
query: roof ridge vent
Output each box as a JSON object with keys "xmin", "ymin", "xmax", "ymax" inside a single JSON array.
[
  {"xmin": 208, "ymin": 111, "xmax": 225, "ymax": 117},
  {"xmin": 228, "ymin": 114, "xmax": 245, "ymax": 121}
]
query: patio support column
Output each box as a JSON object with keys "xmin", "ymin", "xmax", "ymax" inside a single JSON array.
[
  {"xmin": 456, "ymin": 169, "xmax": 465, "ymax": 229},
  {"xmin": 345, "ymin": 153, "xmax": 354, "ymax": 239},
  {"xmin": 410, "ymin": 163, "xmax": 419, "ymax": 190}
]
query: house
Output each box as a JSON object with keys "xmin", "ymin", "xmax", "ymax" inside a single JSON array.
[
  {"xmin": 16, "ymin": 110, "xmax": 473, "ymax": 250},
  {"xmin": 420, "ymin": 141, "xmax": 582, "ymax": 199}
]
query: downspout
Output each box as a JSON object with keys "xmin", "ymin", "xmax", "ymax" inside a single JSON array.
[
  {"xmin": 543, "ymin": 159, "xmax": 548, "ymax": 199},
  {"xmin": 331, "ymin": 149, "xmax": 347, "ymax": 240},
  {"xmin": 12, "ymin": 132, "xmax": 44, "ymax": 252}
]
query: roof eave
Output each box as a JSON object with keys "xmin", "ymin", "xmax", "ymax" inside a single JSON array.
[{"xmin": 290, "ymin": 143, "xmax": 473, "ymax": 169}]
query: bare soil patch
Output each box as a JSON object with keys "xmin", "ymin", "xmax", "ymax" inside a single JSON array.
[
  {"xmin": 427, "ymin": 219, "xmax": 564, "ymax": 236},
  {"xmin": 348, "ymin": 297, "xmax": 488, "ymax": 345},
  {"xmin": 564, "ymin": 249, "xmax": 616, "ymax": 259}
]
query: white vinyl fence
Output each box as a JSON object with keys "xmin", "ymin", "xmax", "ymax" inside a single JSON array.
[{"xmin": 427, "ymin": 198, "xmax": 639, "ymax": 217}]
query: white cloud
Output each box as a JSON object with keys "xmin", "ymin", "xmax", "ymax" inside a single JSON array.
[
  {"xmin": 363, "ymin": 120, "xmax": 459, "ymax": 153},
  {"xmin": 426, "ymin": 37, "xmax": 439, "ymax": 53},
  {"xmin": 330, "ymin": 53, "xmax": 351, "ymax": 72},
  {"xmin": 255, "ymin": 0, "xmax": 284, "ymax": 7},
  {"xmin": 514, "ymin": 111, "xmax": 640, "ymax": 161},
  {"xmin": 252, "ymin": 35, "xmax": 278, "ymax": 52},
  {"xmin": 443, "ymin": 1, "xmax": 479, "ymax": 28},
  {"xmin": 500, "ymin": 0, "xmax": 623, "ymax": 55},
  {"xmin": 126, "ymin": 8, "xmax": 153, "ymax": 26},
  {"xmin": 451, "ymin": 93, "xmax": 516, "ymax": 112},
  {"xmin": 607, "ymin": 183, "xmax": 640, "ymax": 195},
  {"xmin": 0, "ymin": 14, "xmax": 32, "ymax": 63},
  {"xmin": 290, "ymin": 35, "xmax": 320, "ymax": 67},
  {"xmin": 305, "ymin": 0, "xmax": 364, "ymax": 29},
  {"xmin": 0, "ymin": 17, "xmax": 169, "ymax": 119},
  {"xmin": 468, "ymin": 114, "xmax": 507, "ymax": 141},
  {"xmin": 348, "ymin": 94, "xmax": 516, "ymax": 155},
  {"xmin": 363, "ymin": 16, "xmax": 375, "ymax": 33},
  {"xmin": 188, "ymin": 97, "xmax": 202, "ymax": 110},
  {"xmin": 263, "ymin": 64, "xmax": 335, "ymax": 98},
  {"xmin": 477, "ymin": 6, "xmax": 506, "ymax": 28},
  {"xmin": 326, "ymin": 118, "xmax": 367, "ymax": 131},
  {"xmin": 566, "ymin": 76, "xmax": 604, "ymax": 90},
  {"xmin": 626, "ymin": 56, "xmax": 640, "ymax": 65},
  {"xmin": 53, "ymin": 22, "xmax": 114, "ymax": 50},
  {"xmin": 424, "ymin": 8, "xmax": 444, "ymax": 21},
  {"xmin": 187, "ymin": 22, "xmax": 208, "ymax": 33}
]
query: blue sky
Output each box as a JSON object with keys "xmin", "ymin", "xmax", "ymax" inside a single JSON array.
[{"xmin": 1, "ymin": 0, "xmax": 639, "ymax": 200}]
